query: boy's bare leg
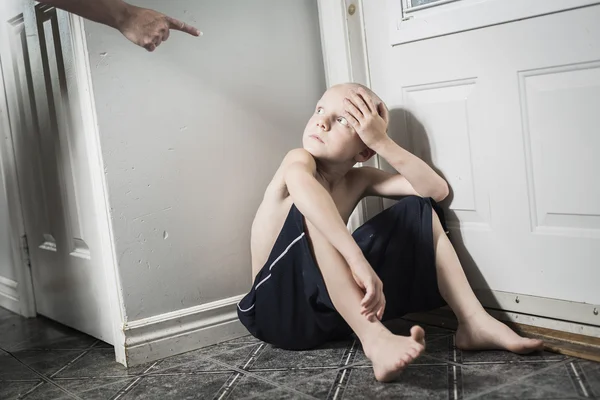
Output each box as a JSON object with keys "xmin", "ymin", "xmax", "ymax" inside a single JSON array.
[
  {"xmin": 305, "ymin": 220, "xmax": 424, "ymax": 383},
  {"xmin": 432, "ymin": 211, "xmax": 544, "ymax": 353}
]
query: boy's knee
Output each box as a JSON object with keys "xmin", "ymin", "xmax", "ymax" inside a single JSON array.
[{"xmin": 390, "ymin": 195, "xmax": 429, "ymax": 213}]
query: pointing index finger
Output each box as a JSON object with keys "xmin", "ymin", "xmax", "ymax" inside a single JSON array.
[{"xmin": 166, "ymin": 16, "xmax": 201, "ymax": 36}]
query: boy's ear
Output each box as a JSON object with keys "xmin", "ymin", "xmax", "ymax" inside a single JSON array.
[{"xmin": 355, "ymin": 147, "xmax": 376, "ymax": 163}]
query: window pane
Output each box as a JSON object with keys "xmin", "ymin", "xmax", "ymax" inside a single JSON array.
[{"xmin": 410, "ymin": 0, "xmax": 444, "ymax": 7}]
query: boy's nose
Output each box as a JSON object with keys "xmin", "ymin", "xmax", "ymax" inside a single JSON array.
[{"xmin": 316, "ymin": 119, "xmax": 329, "ymax": 131}]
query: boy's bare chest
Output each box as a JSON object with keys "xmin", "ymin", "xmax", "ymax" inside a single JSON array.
[{"xmin": 327, "ymin": 184, "xmax": 363, "ymax": 223}]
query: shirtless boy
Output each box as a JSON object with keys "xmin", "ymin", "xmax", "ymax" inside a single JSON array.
[{"xmin": 237, "ymin": 83, "xmax": 543, "ymax": 382}]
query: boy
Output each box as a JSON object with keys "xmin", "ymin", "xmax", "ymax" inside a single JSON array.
[{"xmin": 238, "ymin": 83, "xmax": 543, "ymax": 382}]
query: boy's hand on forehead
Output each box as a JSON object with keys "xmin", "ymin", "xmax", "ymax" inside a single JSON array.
[{"xmin": 343, "ymin": 88, "xmax": 390, "ymax": 151}]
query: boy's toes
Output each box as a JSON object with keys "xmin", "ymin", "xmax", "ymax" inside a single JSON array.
[{"xmin": 514, "ymin": 338, "xmax": 544, "ymax": 354}]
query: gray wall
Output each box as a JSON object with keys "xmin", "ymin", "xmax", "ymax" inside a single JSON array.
[{"xmin": 84, "ymin": 0, "xmax": 325, "ymax": 321}]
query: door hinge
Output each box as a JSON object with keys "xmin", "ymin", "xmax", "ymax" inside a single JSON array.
[{"xmin": 21, "ymin": 234, "xmax": 31, "ymax": 269}]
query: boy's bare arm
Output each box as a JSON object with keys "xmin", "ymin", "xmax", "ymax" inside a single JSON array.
[
  {"xmin": 371, "ymin": 139, "xmax": 449, "ymax": 202},
  {"xmin": 283, "ymin": 150, "xmax": 364, "ymax": 266},
  {"xmin": 283, "ymin": 149, "xmax": 385, "ymax": 320},
  {"xmin": 343, "ymin": 87, "xmax": 449, "ymax": 202}
]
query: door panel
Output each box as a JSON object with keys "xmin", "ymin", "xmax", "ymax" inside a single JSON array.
[
  {"xmin": 0, "ymin": 0, "xmax": 115, "ymax": 343},
  {"xmin": 365, "ymin": 3, "xmax": 600, "ymax": 323}
]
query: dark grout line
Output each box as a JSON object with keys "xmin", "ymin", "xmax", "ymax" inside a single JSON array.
[
  {"xmin": 207, "ymin": 354, "xmax": 318, "ymax": 400},
  {"xmin": 138, "ymin": 371, "xmax": 234, "ymax": 377},
  {"xmin": 461, "ymin": 358, "xmax": 569, "ymax": 366},
  {"xmin": 246, "ymin": 366, "xmax": 340, "ymax": 372},
  {"xmin": 52, "ymin": 375, "xmax": 146, "ymax": 380},
  {"xmin": 49, "ymin": 340, "xmax": 101, "ymax": 379},
  {"xmin": 326, "ymin": 340, "xmax": 359, "ymax": 400},
  {"xmin": 109, "ymin": 360, "xmax": 161, "ymax": 400},
  {"xmin": 213, "ymin": 343, "xmax": 268, "ymax": 400},
  {"xmin": 565, "ymin": 361, "xmax": 595, "ymax": 399},
  {"xmin": 139, "ymin": 342, "xmax": 259, "ymax": 377},
  {"xmin": 17, "ymin": 380, "xmax": 44, "ymax": 399}
]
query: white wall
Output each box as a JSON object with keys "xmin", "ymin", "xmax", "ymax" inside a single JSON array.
[{"xmin": 84, "ymin": 0, "xmax": 325, "ymax": 322}]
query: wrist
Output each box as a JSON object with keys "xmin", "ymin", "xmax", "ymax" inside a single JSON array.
[
  {"xmin": 111, "ymin": 0, "xmax": 132, "ymax": 31},
  {"xmin": 370, "ymin": 136, "xmax": 394, "ymax": 154},
  {"xmin": 345, "ymin": 249, "xmax": 368, "ymax": 271}
]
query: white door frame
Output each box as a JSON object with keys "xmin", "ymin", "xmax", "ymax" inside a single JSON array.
[
  {"xmin": 0, "ymin": 58, "xmax": 36, "ymax": 318},
  {"xmin": 65, "ymin": 14, "xmax": 126, "ymax": 364},
  {"xmin": 317, "ymin": 0, "xmax": 384, "ymax": 230}
]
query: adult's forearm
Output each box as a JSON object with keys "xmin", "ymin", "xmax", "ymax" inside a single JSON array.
[{"xmin": 37, "ymin": 0, "xmax": 129, "ymax": 30}]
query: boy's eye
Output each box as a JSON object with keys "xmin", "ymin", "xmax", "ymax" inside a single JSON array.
[
  {"xmin": 337, "ymin": 117, "xmax": 349, "ymax": 126},
  {"xmin": 316, "ymin": 107, "xmax": 324, "ymax": 115}
]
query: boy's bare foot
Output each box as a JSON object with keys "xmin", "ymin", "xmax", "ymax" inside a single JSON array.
[
  {"xmin": 364, "ymin": 326, "xmax": 426, "ymax": 382},
  {"xmin": 456, "ymin": 311, "xmax": 544, "ymax": 354}
]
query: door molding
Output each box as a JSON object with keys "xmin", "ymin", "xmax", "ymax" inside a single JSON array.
[
  {"xmin": 0, "ymin": 56, "xmax": 36, "ymax": 318},
  {"xmin": 65, "ymin": 13, "xmax": 126, "ymax": 363},
  {"xmin": 317, "ymin": 0, "xmax": 384, "ymax": 230}
]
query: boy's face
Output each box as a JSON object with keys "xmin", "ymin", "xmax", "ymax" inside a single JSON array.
[{"xmin": 302, "ymin": 84, "xmax": 374, "ymax": 163}]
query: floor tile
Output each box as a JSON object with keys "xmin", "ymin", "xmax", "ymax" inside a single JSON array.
[
  {"xmin": 207, "ymin": 342, "xmax": 268, "ymax": 370},
  {"xmin": 53, "ymin": 348, "xmax": 149, "ymax": 378},
  {"xmin": 19, "ymin": 381, "xmax": 68, "ymax": 400},
  {"xmin": 12, "ymin": 349, "xmax": 84, "ymax": 377},
  {"xmin": 0, "ymin": 316, "xmax": 97, "ymax": 352},
  {"xmin": 0, "ymin": 380, "xmax": 42, "ymax": 400},
  {"xmin": 460, "ymin": 349, "xmax": 565, "ymax": 365},
  {"xmin": 217, "ymin": 373, "xmax": 280, "ymax": 399},
  {"xmin": 250, "ymin": 342, "xmax": 350, "ymax": 370},
  {"xmin": 54, "ymin": 377, "xmax": 135, "ymax": 400},
  {"xmin": 244, "ymin": 388, "xmax": 308, "ymax": 399},
  {"xmin": 0, "ymin": 352, "xmax": 40, "ymax": 380},
  {"xmin": 341, "ymin": 365, "xmax": 449, "ymax": 400},
  {"xmin": 387, "ymin": 319, "xmax": 454, "ymax": 336},
  {"xmin": 251, "ymin": 368, "xmax": 339, "ymax": 399},
  {"xmin": 147, "ymin": 356, "xmax": 223, "ymax": 375},
  {"xmin": 462, "ymin": 361, "xmax": 580, "ymax": 399},
  {"xmin": 120, "ymin": 373, "xmax": 233, "ymax": 399},
  {"xmin": 467, "ymin": 383, "xmax": 582, "ymax": 400},
  {"xmin": 192, "ymin": 335, "xmax": 261, "ymax": 358}
]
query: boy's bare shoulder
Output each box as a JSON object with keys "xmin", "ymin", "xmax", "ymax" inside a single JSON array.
[
  {"xmin": 263, "ymin": 149, "xmax": 316, "ymax": 198},
  {"xmin": 281, "ymin": 148, "xmax": 317, "ymax": 172}
]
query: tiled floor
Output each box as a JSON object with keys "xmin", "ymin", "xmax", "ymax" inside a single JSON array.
[{"xmin": 1, "ymin": 307, "xmax": 599, "ymax": 399}]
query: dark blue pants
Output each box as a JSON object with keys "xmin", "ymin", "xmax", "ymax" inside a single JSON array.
[{"xmin": 237, "ymin": 196, "xmax": 447, "ymax": 350}]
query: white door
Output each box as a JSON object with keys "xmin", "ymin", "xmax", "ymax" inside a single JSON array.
[
  {"xmin": 362, "ymin": 0, "xmax": 600, "ymax": 326},
  {"xmin": 0, "ymin": 0, "xmax": 117, "ymax": 343}
]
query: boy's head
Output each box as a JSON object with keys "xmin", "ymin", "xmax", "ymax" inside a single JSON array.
[{"xmin": 302, "ymin": 83, "xmax": 387, "ymax": 164}]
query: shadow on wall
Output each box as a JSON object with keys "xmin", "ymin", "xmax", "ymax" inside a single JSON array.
[{"xmin": 386, "ymin": 108, "xmax": 499, "ymax": 308}]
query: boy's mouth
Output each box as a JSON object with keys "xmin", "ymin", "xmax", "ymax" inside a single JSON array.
[{"xmin": 309, "ymin": 134, "xmax": 324, "ymax": 144}]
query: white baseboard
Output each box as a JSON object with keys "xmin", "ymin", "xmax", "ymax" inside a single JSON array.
[
  {"xmin": 475, "ymin": 289, "xmax": 600, "ymax": 327},
  {"xmin": 121, "ymin": 295, "xmax": 248, "ymax": 367},
  {"xmin": 0, "ymin": 276, "xmax": 20, "ymax": 314},
  {"xmin": 406, "ymin": 288, "xmax": 600, "ymax": 339}
]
